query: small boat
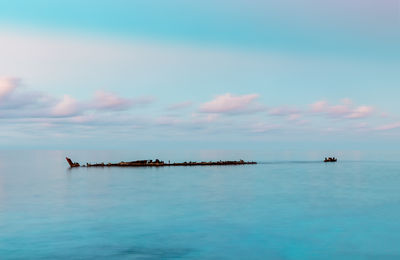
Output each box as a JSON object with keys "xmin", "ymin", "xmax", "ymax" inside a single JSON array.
[{"xmin": 324, "ymin": 157, "xmax": 337, "ymax": 162}]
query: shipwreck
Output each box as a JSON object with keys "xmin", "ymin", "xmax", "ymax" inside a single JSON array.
[{"xmin": 66, "ymin": 157, "xmax": 257, "ymax": 168}]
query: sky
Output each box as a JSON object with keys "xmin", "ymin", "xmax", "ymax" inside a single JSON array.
[{"xmin": 0, "ymin": 0, "xmax": 399, "ymax": 150}]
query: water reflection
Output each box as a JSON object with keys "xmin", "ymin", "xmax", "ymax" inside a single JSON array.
[{"xmin": 1, "ymin": 151, "xmax": 400, "ymax": 259}]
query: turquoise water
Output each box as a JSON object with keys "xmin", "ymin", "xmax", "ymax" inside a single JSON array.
[{"xmin": 1, "ymin": 151, "xmax": 400, "ymax": 259}]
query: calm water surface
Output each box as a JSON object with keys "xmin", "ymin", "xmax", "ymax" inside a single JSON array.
[{"xmin": 0, "ymin": 151, "xmax": 400, "ymax": 259}]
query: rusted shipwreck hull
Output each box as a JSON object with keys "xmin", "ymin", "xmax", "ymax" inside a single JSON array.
[{"xmin": 66, "ymin": 157, "xmax": 257, "ymax": 168}]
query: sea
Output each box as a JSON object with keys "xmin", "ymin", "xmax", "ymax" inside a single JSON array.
[{"xmin": 1, "ymin": 150, "xmax": 400, "ymax": 259}]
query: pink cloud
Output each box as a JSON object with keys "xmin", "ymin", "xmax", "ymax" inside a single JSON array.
[
  {"xmin": 329, "ymin": 104, "xmax": 350, "ymax": 116},
  {"xmin": 92, "ymin": 90, "xmax": 134, "ymax": 110},
  {"xmin": 88, "ymin": 90, "xmax": 154, "ymax": 112},
  {"xmin": 310, "ymin": 99, "xmax": 374, "ymax": 119},
  {"xmin": 268, "ymin": 106, "xmax": 307, "ymax": 124},
  {"xmin": 0, "ymin": 77, "xmax": 18, "ymax": 101},
  {"xmin": 0, "ymin": 78, "xmax": 58, "ymax": 114},
  {"xmin": 375, "ymin": 122, "xmax": 400, "ymax": 131},
  {"xmin": 310, "ymin": 100, "xmax": 328, "ymax": 113},
  {"xmin": 51, "ymin": 95, "xmax": 80, "ymax": 117},
  {"xmin": 346, "ymin": 106, "xmax": 374, "ymax": 119},
  {"xmin": 200, "ymin": 93, "xmax": 261, "ymax": 114}
]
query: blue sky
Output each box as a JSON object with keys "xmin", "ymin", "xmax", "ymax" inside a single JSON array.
[{"xmin": 0, "ymin": 0, "xmax": 399, "ymax": 149}]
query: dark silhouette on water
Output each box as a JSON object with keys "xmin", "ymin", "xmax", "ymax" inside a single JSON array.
[
  {"xmin": 66, "ymin": 157, "xmax": 80, "ymax": 167},
  {"xmin": 65, "ymin": 157, "xmax": 257, "ymax": 168},
  {"xmin": 324, "ymin": 157, "xmax": 337, "ymax": 162}
]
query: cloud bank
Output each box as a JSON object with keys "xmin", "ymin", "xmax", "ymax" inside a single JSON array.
[
  {"xmin": 1, "ymin": 78, "xmax": 397, "ymax": 144},
  {"xmin": 0, "ymin": 77, "xmax": 154, "ymax": 119}
]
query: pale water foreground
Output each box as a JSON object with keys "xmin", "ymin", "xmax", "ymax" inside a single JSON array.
[{"xmin": 1, "ymin": 150, "xmax": 400, "ymax": 259}]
